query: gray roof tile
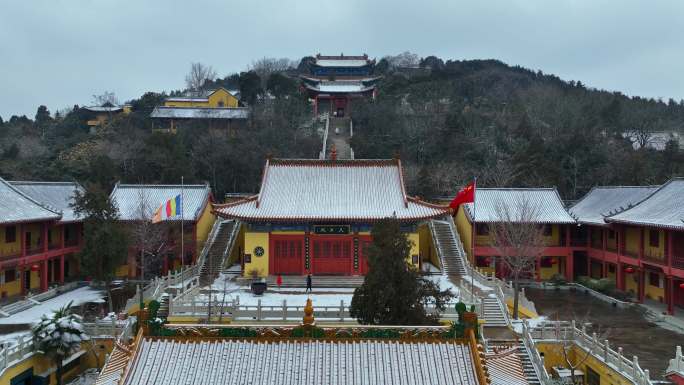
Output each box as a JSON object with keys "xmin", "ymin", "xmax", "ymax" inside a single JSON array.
[
  {"xmin": 463, "ymin": 188, "xmax": 575, "ymax": 224},
  {"xmin": 569, "ymin": 186, "xmax": 659, "ymax": 226},
  {"xmin": 0, "ymin": 178, "xmax": 61, "ymax": 224},
  {"xmin": 109, "ymin": 183, "xmax": 211, "ymax": 222},
  {"xmin": 606, "ymin": 178, "xmax": 684, "ymax": 230},
  {"xmin": 9, "ymin": 181, "xmax": 85, "ymax": 223}
]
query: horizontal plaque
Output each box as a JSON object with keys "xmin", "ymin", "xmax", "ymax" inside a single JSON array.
[{"xmin": 313, "ymin": 225, "xmax": 351, "ymax": 235}]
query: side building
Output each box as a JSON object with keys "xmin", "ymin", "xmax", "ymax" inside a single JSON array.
[
  {"xmin": 569, "ymin": 179, "xmax": 684, "ymax": 314},
  {"xmin": 213, "ymin": 158, "xmax": 447, "ymax": 277},
  {"xmin": 454, "ymin": 188, "xmax": 577, "ymax": 281},
  {"xmin": 300, "ymin": 54, "xmax": 381, "ymax": 117},
  {"xmin": 0, "ymin": 179, "xmax": 83, "ymax": 302},
  {"xmin": 109, "ymin": 183, "xmax": 216, "ymax": 278},
  {"xmin": 150, "ymin": 88, "xmax": 249, "ymax": 133}
]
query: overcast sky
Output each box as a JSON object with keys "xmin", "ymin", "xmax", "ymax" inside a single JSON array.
[{"xmin": 1, "ymin": 0, "xmax": 683, "ymax": 118}]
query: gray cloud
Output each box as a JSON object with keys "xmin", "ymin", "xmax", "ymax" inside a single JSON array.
[{"xmin": 1, "ymin": 0, "xmax": 683, "ymax": 118}]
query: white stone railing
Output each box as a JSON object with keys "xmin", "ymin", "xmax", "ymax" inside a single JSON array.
[
  {"xmin": 168, "ymin": 297, "xmax": 478, "ymax": 322},
  {"xmin": 520, "ymin": 320, "xmax": 551, "ymax": 383},
  {"xmin": 319, "ymin": 116, "xmax": 330, "ymax": 160},
  {"xmin": 667, "ymin": 346, "xmax": 684, "ymax": 377},
  {"xmin": 527, "ymin": 320, "xmax": 653, "ymax": 385},
  {"xmin": 123, "ymin": 268, "xmax": 200, "ymax": 313}
]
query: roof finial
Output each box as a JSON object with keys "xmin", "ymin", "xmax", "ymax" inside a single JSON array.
[{"xmin": 330, "ymin": 144, "xmax": 337, "ymax": 161}]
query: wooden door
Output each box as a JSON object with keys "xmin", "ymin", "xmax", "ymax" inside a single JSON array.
[
  {"xmin": 270, "ymin": 237, "xmax": 304, "ymax": 275},
  {"xmin": 312, "ymin": 237, "xmax": 352, "ymax": 275}
]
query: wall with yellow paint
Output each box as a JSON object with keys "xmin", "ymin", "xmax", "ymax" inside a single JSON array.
[
  {"xmin": 643, "ymin": 228, "xmax": 665, "ymax": 261},
  {"xmin": 455, "ymin": 207, "xmax": 473, "ymax": 263},
  {"xmin": 164, "ymin": 89, "xmax": 238, "ymax": 108},
  {"xmin": 624, "ymin": 227, "xmax": 640, "ymax": 257},
  {"xmin": 540, "ymin": 263, "xmax": 561, "ymax": 280},
  {"xmin": 194, "ymin": 203, "xmax": 216, "ymax": 255},
  {"xmin": 537, "ymin": 342, "xmax": 636, "ymax": 385},
  {"xmin": 624, "ymin": 272, "xmax": 638, "ymax": 294},
  {"xmin": 1, "ymin": 268, "xmax": 22, "ymax": 298},
  {"xmin": 0, "ymin": 343, "xmax": 99, "ymax": 385},
  {"xmin": 244, "ymin": 231, "xmax": 269, "ymax": 277},
  {"xmin": 645, "ymin": 271, "xmax": 665, "ymax": 302},
  {"xmin": 0, "ymin": 224, "xmax": 21, "ymax": 256},
  {"xmin": 408, "ymin": 232, "xmax": 420, "ymax": 268},
  {"xmin": 418, "ymin": 224, "xmax": 440, "ymax": 269}
]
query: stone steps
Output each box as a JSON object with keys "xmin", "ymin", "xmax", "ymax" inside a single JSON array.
[{"xmin": 199, "ymin": 221, "xmax": 237, "ymax": 286}]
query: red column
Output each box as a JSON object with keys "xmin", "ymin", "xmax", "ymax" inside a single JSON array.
[
  {"xmin": 616, "ymin": 262, "xmax": 624, "ymax": 290},
  {"xmin": 59, "ymin": 255, "xmax": 65, "ymax": 283},
  {"xmin": 638, "ymin": 269, "xmax": 645, "ymax": 303},
  {"xmin": 20, "ymin": 224, "xmax": 26, "ymax": 258},
  {"xmin": 40, "ymin": 259, "xmax": 48, "ymax": 291},
  {"xmin": 666, "ymin": 276, "xmax": 674, "ymax": 315},
  {"xmin": 668, "ymin": 230, "xmax": 674, "ymax": 269},
  {"xmin": 566, "ymin": 254, "xmax": 574, "ymax": 282},
  {"xmin": 639, "ymin": 228, "xmax": 644, "ymax": 260}
]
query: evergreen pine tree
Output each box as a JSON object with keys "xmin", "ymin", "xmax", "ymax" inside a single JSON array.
[
  {"xmin": 350, "ymin": 218, "xmax": 453, "ymax": 325},
  {"xmin": 72, "ymin": 186, "xmax": 128, "ymax": 313}
]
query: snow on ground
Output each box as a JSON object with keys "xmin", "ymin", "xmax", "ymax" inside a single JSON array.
[
  {"xmin": 511, "ymin": 316, "xmax": 548, "ymax": 334},
  {"xmin": 422, "ymin": 262, "xmax": 441, "ymax": 274},
  {"xmin": 0, "ymin": 286, "xmax": 104, "ymax": 326},
  {"xmin": 425, "ymin": 274, "xmax": 460, "ymax": 298},
  {"xmin": 461, "ymin": 275, "xmax": 494, "ymax": 292}
]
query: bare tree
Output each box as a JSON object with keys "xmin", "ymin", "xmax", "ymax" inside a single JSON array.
[
  {"xmin": 249, "ymin": 57, "xmax": 295, "ymax": 87},
  {"xmin": 386, "ymin": 51, "xmax": 420, "ymax": 69},
  {"xmin": 490, "ymin": 198, "xmax": 546, "ymax": 319},
  {"xmin": 92, "ymin": 91, "xmax": 119, "ymax": 107},
  {"xmin": 185, "ymin": 62, "xmax": 217, "ymax": 94},
  {"xmin": 132, "ymin": 188, "xmax": 168, "ymax": 281}
]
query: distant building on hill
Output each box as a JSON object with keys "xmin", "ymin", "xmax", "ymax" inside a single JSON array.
[
  {"xmin": 81, "ymin": 103, "xmax": 131, "ymax": 132},
  {"xmin": 150, "ymin": 88, "xmax": 249, "ymax": 133},
  {"xmin": 300, "ymin": 53, "xmax": 381, "ymax": 117}
]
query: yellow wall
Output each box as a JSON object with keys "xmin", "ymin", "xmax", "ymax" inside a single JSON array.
[
  {"xmin": 540, "ymin": 263, "xmax": 561, "ymax": 280},
  {"xmin": 455, "ymin": 207, "xmax": 473, "ymax": 263},
  {"xmin": 643, "ymin": 228, "xmax": 665, "ymax": 261},
  {"xmin": 164, "ymin": 89, "xmax": 238, "ymax": 108},
  {"xmin": 537, "ymin": 342, "xmax": 636, "ymax": 385},
  {"xmin": 624, "ymin": 227, "xmax": 640, "ymax": 256},
  {"xmin": 419, "ymin": 224, "xmax": 440, "ymax": 269},
  {"xmin": 645, "ymin": 271, "xmax": 665, "ymax": 302},
  {"xmin": 1, "ymin": 224, "xmax": 21, "ymax": 256},
  {"xmin": 195, "ymin": 203, "xmax": 217, "ymax": 255},
  {"xmin": 408, "ymin": 232, "xmax": 420, "ymax": 268},
  {"xmin": 624, "ymin": 272, "xmax": 638, "ymax": 294},
  {"xmin": 244, "ymin": 231, "xmax": 269, "ymax": 277}
]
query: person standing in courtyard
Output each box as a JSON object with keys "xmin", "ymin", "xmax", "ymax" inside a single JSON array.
[
  {"xmin": 276, "ymin": 274, "xmax": 282, "ymax": 288},
  {"xmin": 306, "ymin": 274, "xmax": 312, "ymax": 293}
]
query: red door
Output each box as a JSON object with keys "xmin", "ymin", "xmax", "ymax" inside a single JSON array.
[
  {"xmin": 358, "ymin": 238, "xmax": 372, "ymax": 275},
  {"xmin": 270, "ymin": 236, "xmax": 304, "ymax": 275},
  {"xmin": 312, "ymin": 237, "xmax": 352, "ymax": 275}
]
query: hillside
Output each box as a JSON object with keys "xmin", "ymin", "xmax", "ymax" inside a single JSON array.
[{"xmin": 0, "ymin": 57, "xmax": 682, "ymax": 200}]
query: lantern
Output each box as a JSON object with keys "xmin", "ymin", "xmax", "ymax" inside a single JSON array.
[
  {"xmin": 679, "ymin": 282, "xmax": 684, "ymax": 290},
  {"xmin": 551, "ymin": 258, "xmax": 558, "ymax": 265},
  {"xmin": 484, "ymin": 257, "xmax": 492, "ymax": 265},
  {"xmin": 30, "ymin": 264, "xmax": 40, "ymax": 272},
  {"xmin": 625, "ymin": 266, "xmax": 634, "ymax": 274}
]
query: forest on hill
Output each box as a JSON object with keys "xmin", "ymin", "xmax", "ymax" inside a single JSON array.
[{"xmin": 0, "ymin": 54, "xmax": 682, "ymax": 200}]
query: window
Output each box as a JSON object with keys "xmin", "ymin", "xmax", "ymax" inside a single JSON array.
[
  {"xmin": 543, "ymin": 225, "xmax": 552, "ymax": 236},
  {"xmin": 608, "ymin": 265, "xmax": 616, "ymax": 274},
  {"xmin": 4, "ymin": 269, "xmax": 15, "ymax": 283},
  {"xmin": 649, "ymin": 272, "xmax": 661, "ymax": 288},
  {"xmin": 476, "ymin": 224, "xmax": 489, "ymax": 236},
  {"xmin": 649, "ymin": 230, "xmax": 660, "ymax": 247},
  {"xmin": 476, "ymin": 256, "xmax": 490, "ymax": 267},
  {"xmin": 5, "ymin": 226, "xmax": 16, "ymax": 243},
  {"xmin": 217, "ymin": 100, "xmax": 225, "ymax": 107}
]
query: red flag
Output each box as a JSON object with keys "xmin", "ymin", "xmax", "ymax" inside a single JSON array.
[{"xmin": 449, "ymin": 181, "xmax": 475, "ymax": 209}]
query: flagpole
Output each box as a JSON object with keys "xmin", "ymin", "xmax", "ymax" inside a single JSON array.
[
  {"xmin": 180, "ymin": 176, "xmax": 185, "ymax": 285},
  {"xmin": 471, "ymin": 176, "xmax": 477, "ymax": 303}
]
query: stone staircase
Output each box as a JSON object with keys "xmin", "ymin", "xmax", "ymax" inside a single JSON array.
[
  {"xmin": 488, "ymin": 340, "xmax": 543, "ymax": 385},
  {"xmin": 483, "ymin": 296, "xmax": 509, "ymax": 327},
  {"xmin": 430, "ymin": 219, "xmax": 467, "ymax": 277},
  {"xmin": 328, "ymin": 117, "xmax": 352, "ymax": 159},
  {"xmin": 199, "ymin": 220, "xmax": 239, "ymax": 287},
  {"xmin": 430, "ymin": 218, "xmax": 510, "ymax": 328}
]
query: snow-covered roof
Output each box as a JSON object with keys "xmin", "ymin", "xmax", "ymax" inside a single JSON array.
[
  {"xmin": 82, "ymin": 106, "xmax": 124, "ymax": 113},
  {"xmin": 150, "ymin": 106, "xmax": 249, "ymax": 120},
  {"xmin": 314, "ymin": 59, "xmax": 370, "ymax": 67},
  {"xmin": 109, "ymin": 183, "xmax": 211, "ymax": 222},
  {"xmin": 165, "ymin": 88, "xmax": 240, "ymax": 102},
  {"xmin": 486, "ymin": 348, "xmax": 529, "ymax": 385},
  {"xmin": 214, "ymin": 159, "xmax": 448, "ymax": 222},
  {"xmin": 462, "ymin": 188, "xmax": 575, "ymax": 224},
  {"xmin": 120, "ymin": 338, "xmax": 479, "ymax": 385},
  {"xmin": 9, "ymin": 181, "xmax": 85, "ymax": 223},
  {"xmin": 0, "ymin": 177, "xmax": 61, "ymax": 224},
  {"xmin": 569, "ymin": 186, "xmax": 659, "ymax": 226},
  {"xmin": 606, "ymin": 178, "xmax": 684, "ymax": 230}
]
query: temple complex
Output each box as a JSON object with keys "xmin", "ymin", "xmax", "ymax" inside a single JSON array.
[{"xmin": 300, "ymin": 54, "xmax": 381, "ymax": 116}]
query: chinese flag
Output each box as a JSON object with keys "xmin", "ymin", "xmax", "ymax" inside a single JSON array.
[{"xmin": 449, "ymin": 181, "xmax": 475, "ymax": 209}]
